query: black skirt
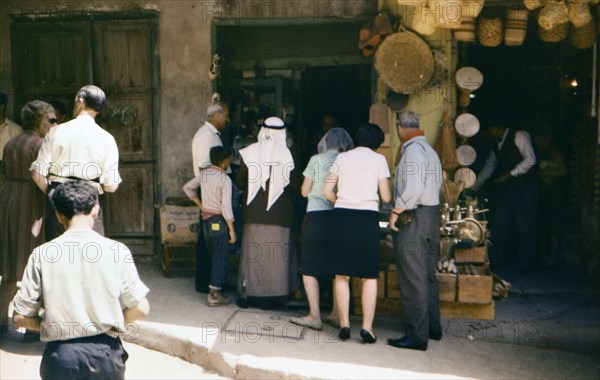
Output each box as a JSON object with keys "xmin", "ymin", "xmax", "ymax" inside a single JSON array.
[
  {"xmin": 301, "ymin": 210, "xmax": 334, "ymax": 279},
  {"xmin": 330, "ymin": 208, "xmax": 380, "ymax": 279}
]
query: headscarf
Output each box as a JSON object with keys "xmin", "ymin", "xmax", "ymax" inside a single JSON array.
[
  {"xmin": 239, "ymin": 117, "xmax": 294, "ymax": 211},
  {"xmin": 317, "ymin": 127, "xmax": 354, "ymax": 154}
]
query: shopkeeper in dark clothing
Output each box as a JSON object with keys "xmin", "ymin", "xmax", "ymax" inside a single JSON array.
[
  {"xmin": 486, "ymin": 122, "xmax": 538, "ymax": 273},
  {"xmin": 30, "ymin": 85, "xmax": 121, "ymax": 239}
]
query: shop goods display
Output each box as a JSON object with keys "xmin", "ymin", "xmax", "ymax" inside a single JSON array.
[
  {"xmin": 505, "ymin": 9, "xmax": 529, "ymax": 46},
  {"xmin": 538, "ymin": 21, "xmax": 570, "ymax": 42},
  {"xmin": 567, "ymin": 0, "xmax": 592, "ymax": 28},
  {"xmin": 374, "ymin": 27, "xmax": 435, "ymax": 94},
  {"xmin": 454, "ymin": 167, "xmax": 477, "ymax": 189},
  {"xmin": 455, "ymin": 66, "xmax": 483, "ymax": 108},
  {"xmin": 454, "ymin": 112, "xmax": 481, "ymax": 137},
  {"xmin": 478, "ymin": 17, "xmax": 503, "ymax": 47},
  {"xmin": 454, "ymin": 16, "xmax": 477, "ymax": 42},
  {"xmin": 434, "ymin": 112, "xmax": 460, "ymax": 170},
  {"xmin": 538, "ymin": 0, "xmax": 569, "ymax": 30},
  {"xmin": 456, "ymin": 144, "xmax": 477, "ymax": 166}
]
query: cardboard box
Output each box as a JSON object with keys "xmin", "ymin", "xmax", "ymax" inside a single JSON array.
[
  {"xmin": 159, "ymin": 205, "xmax": 200, "ymax": 244},
  {"xmin": 454, "ymin": 246, "xmax": 488, "ymax": 263},
  {"xmin": 436, "ymin": 273, "xmax": 457, "ymax": 302}
]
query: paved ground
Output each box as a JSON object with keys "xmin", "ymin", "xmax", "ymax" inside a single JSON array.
[
  {"xmin": 2, "ymin": 261, "xmax": 599, "ymax": 379},
  {"xmin": 0, "ymin": 327, "xmax": 228, "ymax": 380}
]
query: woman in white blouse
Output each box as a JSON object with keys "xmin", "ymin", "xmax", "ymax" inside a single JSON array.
[{"xmin": 323, "ymin": 123, "xmax": 391, "ymax": 343}]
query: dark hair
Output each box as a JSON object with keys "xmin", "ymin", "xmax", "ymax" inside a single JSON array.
[
  {"xmin": 49, "ymin": 100, "xmax": 67, "ymax": 116},
  {"xmin": 50, "ymin": 180, "xmax": 99, "ymax": 219},
  {"xmin": 355, "ymin": 123, "xmax": 384, "ymax": 149},
  {"xmin": 0, "ymin": 92, "xmax": 7, "ymax": 107},
  {"xmin": 76, "ymin": 85, "xmax": 106, "ymax": 112},
  {"xmin": 20, "ymin": 100, "xmax": 55, "ymax": 130},
  {"xmin": 210, "ymin": 146, "xmax": 229, "ymax": 166}
]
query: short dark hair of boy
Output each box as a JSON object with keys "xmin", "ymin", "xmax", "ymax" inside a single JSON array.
[
  {"xmin": 355, "ymin": 122, "xmax": 384, "ymax": 149},
  {"xmin": 210, "ymin": 146, "xmax": 229, "ymax": 167},
  {"xmin": 49, "ymin": 99, "xmax": 67, "ymax": 116},
  {"xmin": 51, "ymin": 180, "xmax": 99, "ymax": 219}
]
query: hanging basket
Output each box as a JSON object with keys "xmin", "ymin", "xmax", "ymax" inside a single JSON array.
[
  {"xmin": 505, "ymin": 9, "xmax": 529, "ymax": 46},
  {"xmin": 374, "ymin": 27, "xmax": 435, "ymax": 94},
  {"xmin": 567, "ymin": 1, "xmax": 592, "ymax": 28},
  {"xmin": 538, "ymin": 22, "xmax": 570, "ymax": 42},
  {"xmin": 478, "ymin": 17, "xmax": 503, "ymax": 47},
  {"xmin": 538, "ymin": 1, "xmax": 569, "ymax": 30},
  {"xmin": 571, "ymin": 16, "xmax": 596, "ymax": 49},
  {"xmin": 455, "ymin": 16, "xmax": 477, "ymax": 42},
  {"xmin": 524, "ymin": 0, "xmax": 544, "ymax": 10}
]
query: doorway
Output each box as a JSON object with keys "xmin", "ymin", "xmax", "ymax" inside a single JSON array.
[{"xmin": 11, "ymin": 16, "xmax": 158, "ymax": 256}]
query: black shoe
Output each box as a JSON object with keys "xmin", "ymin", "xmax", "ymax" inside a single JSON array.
[
  {"xmin": 360, "ymin": 329, "xmax": 377, "ymax": 344},
  {"xmin": 429, "ymin": 331, "xmax": 443, "ymax": 341},
  {"xmin": 387, "ymin": 336, "xmax": 427, "ymax": 351},
  {"xmin": 338, "ymin": 327, "xmax": 351, "ymax": 341},
  {"xmin": 236, "ymin": 296, "xmax": 249, "ymax": 309},
  {"xmin": 23, "ymin": 331, "xmax": 41, "ymax": 343}
]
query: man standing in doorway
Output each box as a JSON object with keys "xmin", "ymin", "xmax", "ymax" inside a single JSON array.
[
  {"xmin": 388, "ymin": 111, "xmax": 443, "ymax": 351},
  {"xmin": 191, "ymin": 99, "xmax": 230, "ymax": 293},
  {"xmin": 30, "ymin": 85, "xmax": 122, "ymax": 239},
  {"xmin": 12, "ymin": 180, "xmax": 149, "ymax": 380}
]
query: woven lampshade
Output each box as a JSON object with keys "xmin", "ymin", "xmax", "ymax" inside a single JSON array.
[
  {"xmin": 478, "ymin": 17, "xmax": 503, "ymax": 47},
  {"xmin": 455, "ymin": 16, "xmax": 477, "ymax": 42},
  {"xmin": 538, "ymin": 1, "xmax": 569, "ymax": 30},
  {"xmin": 374, "ymin": 28, "xmax": 435, "ymax": 94},
  {"xmin": 538, "ymin": 22, "xmax": 570, "ymax": 42},
  {"xmin": 567, "ymin": 1, "xmax": 592, "ymax": 28},
  {"xmin": 505, "ymin": 9, "xmax": 529, "ymax": 46}
]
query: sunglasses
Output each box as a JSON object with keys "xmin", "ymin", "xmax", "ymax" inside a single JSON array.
[{"xmin": 48, "ymin": 118, "xmax": 58, "ymax": 124}]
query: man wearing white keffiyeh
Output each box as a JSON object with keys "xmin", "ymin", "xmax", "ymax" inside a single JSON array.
[{"xmin": 235, "ymin": 117, "xmax": 299, "ymax": 308}]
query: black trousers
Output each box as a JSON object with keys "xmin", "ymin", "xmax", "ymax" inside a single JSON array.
[
  {"xmin": 393, "ymin": 206, "xmax": 441, "ymax": 343},
  {"xmin": 40, "ymin": 334, "xmax": 128, "ymax": 380}
]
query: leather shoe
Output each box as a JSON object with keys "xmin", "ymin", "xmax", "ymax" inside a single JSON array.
[
  {"xmin": 360, "ymin": 329, "xmax": 377, "ymax": 344},
  {"xmin": 338, "ymin": 327, "xmax": 351, "ymax": 341},
  {"xmin": 429, "ymin": 331, "xmax": 443, "ymax": 341},
  {"xmin": 387, "ymin": 336, "xmax": 427, "ymax": 351}
]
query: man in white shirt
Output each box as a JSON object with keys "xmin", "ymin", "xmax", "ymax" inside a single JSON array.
[
  {"xmin": 191, "ymin": 100, "xmax": 230, "ymax": 292},
  {"xmin": 0, "ymin": 91, "xmax": 23, "ymax": 186},
  {"xmin": 12, "ymin": 180, "xmax": 149, "ymax": 379},
  {"xmin": 30, "ymin": 85, "xmax": 121, "ymax": 239},
  {"xmin": 486, "ymin": 123, "xmax": 538, "ymax": 274}
]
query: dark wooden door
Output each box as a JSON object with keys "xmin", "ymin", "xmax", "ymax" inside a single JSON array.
[{"xmin": 12, "ymin": 17, "xmax": 157, "ymax": 256}]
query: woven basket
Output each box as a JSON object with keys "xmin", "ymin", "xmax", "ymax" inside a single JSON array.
[
  {"xmin": 412, "ymin": 5, "xmax": 439, "ymax": 35},
  {"xmin": 454, "ymin": 16, "xmax": 477, "ymax": 42},
  {"xmin": 374, "ymin": 28, "xmax": 435, "ymax": 94},
  {"xmin": 461, "ymin": 0, "xmax": 485, "ymax": 18},
  {"xmin": 524, "ymin": 0, "xmax": 543, "ymax": 10},
  {"xmin": 478, "ymin": 17, "xmax": 503, "ymax": 47},
  {"xmin": 505, "ymin": 9, "xmax": 529, "ymax": 46},
  {"xmin": 571, "ymin": 16, "xmax": 597, "ymax": 49},
  {"xmin": 433, "ymin": 113, "xmax": 460, "ymax": 171},
  {"xmin": 538, "ymin": 22, "xmax": 570, "ymax": 42},
  {"xmin": 567, "ymin": 2, "xmax": 592, "ymax": 28},
  {"xmin": 428, "ymin": 0, "xmax": 462, "ymax": 29},
  {"xmin": 538, "ymin": 1, "xmax": 569, "ymax": 30}
]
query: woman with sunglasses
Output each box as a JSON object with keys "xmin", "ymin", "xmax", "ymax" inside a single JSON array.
[{"xmin": 0, "ymin": 100, "xmax": 57, "ymax": 332}]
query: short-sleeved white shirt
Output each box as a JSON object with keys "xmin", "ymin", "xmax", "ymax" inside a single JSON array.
[
  {"xmin": 11, "ymin": 229, "xmax": 149, "ymax": 342},
  {"xmin": 330, "ymin": 147, "xmax": 390, "ymax": 211}
]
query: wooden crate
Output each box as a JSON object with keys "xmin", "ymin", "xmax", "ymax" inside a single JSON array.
[
  {"xmin": 440, "ymin": 301, "xmax": 495, "ymax": 320},
  {"xmin": 457, "ymin": 272, "xmax": 493, "ymax": 304},
  {"xmin": 454, "ymin": 246, "xmax": 488, "ymax": 263},
  {"xmin": 436, "ymin": 273, "xmax": 457, "ymax": 302}
]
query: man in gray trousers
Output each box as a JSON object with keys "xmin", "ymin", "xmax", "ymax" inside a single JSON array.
[{"xmin": 388, "ymin": 111, "xmax": 443, "ymax": 351}]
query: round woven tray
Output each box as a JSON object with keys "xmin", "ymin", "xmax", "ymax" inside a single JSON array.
[{"xmin": 374, "ymin": 28, "xmax": 434, "ymax": 94}]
